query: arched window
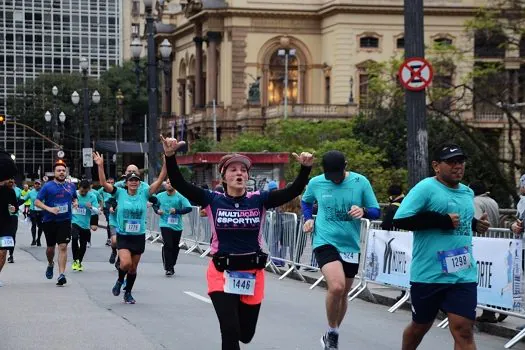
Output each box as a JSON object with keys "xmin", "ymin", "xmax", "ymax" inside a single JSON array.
[
  {"xmin": 434, "ymin": 37, "xmax": 453, "ymax": 47},
  {"xmin": 396, "ymin": 37, "xmax": 405, "ymax": 49},
  {"xmin": 267, "ymin": 50, "xmax": 299, "ymax": 106}
]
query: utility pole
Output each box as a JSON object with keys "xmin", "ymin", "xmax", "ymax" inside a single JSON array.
[{"xmin": 404, "ymin": 0, "xmax": 428, "ymax": 187}]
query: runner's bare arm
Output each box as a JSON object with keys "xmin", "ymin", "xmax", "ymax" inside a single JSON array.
[{"xmin": 93, "ymin": 152, "xmax": 114, "ymax": 194}]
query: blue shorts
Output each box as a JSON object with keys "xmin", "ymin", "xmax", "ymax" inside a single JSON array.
[{"xmin": 410, "ymin": 282, "xmax": 477, "ymax": 324}]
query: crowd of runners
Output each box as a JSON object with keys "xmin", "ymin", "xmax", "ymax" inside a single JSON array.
[{"xmin": 2, "ymin": 137, "xmax": 519, "ymax": 350}]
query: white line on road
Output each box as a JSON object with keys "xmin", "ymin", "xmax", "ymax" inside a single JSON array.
[{"xmin": 184, "ymin": 291, "xmax": 212, "ymax": 304}]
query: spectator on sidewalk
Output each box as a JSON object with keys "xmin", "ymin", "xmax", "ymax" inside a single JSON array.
[
  {"xmin": 381, "ymin": 184, "xmax": 404, "ymax": 231},
  {"xmin": 470, "ymin": 181, "xmax": 507, "ymax": 323}
]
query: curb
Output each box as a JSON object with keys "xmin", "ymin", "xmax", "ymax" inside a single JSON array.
[{"xmin": 265, "ymin": 266, "xmax": 524, "ymax": 343}]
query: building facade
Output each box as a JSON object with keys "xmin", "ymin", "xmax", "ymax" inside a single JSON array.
[{"xmin": 0, "ymin": 0, "xmax": 122, "ymax": 179}]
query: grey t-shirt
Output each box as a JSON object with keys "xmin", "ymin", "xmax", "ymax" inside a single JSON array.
[{"xmin": 473, "ymin": 193, "xmax": 500, "ymax": 228}]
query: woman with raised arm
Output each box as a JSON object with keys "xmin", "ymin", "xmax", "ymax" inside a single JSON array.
[
  {"xmin": 92, "ymin": 152, "xmax": 166, "ymax": 304},
  {"xmin": 160, "ymin": 135, "xmax": 313, "ymax": 350}
]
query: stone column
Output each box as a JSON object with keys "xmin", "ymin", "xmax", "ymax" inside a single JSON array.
[
  {"xmin": 178, "ymin": 79, "xmax": 186, "ymax": 116},
  {"xmin": 194, "ymin": 24, "xmax": 204, "ymax": 108},
  {"xmin": 206, "ymin": 31, "xmax": 222, "ymax": 105},
  {"xmin": 299, "ymin": 66, "xmax": 306, "ymax": 104}
]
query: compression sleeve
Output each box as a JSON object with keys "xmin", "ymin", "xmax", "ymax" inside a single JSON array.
[
  {"xmin": 301, "ymin": 200, "xmax": 313, "ymax": 220},
  {"xmin": 393, "ymin": 212, "xmax": 455, "ymax": 231},
  {"xmin": 165, "ymin": 154, "xmax": 211, "ymax": 207}
]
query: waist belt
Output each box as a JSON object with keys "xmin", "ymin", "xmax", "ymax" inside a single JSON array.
[{"xmin": 212, "ymin": 251, "xmax": 268, "ymax": 272}]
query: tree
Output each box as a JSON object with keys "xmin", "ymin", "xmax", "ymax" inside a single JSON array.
[
  {"xmin": 216, "ymin": 120, "xmax": 407, "ymax": 201},
  {"xmin": 351, "ymin": 26, "xmax": 522, "ymax": 205},
  {"xmin": 6, "ymin": 60, "xmax": 149, "ymax": 175}
]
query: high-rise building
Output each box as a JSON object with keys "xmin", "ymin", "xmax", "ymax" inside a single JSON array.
[{"xmin": 0, "ymin": 0, "xmax": 122, "ymax": 179}]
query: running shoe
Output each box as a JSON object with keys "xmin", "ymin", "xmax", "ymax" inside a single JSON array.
[
  {"xmin": 123, "ymin": 291, "xmax": 136, "ymax": 304},
  {"xmin": 36, "ymin": 240, "xmax": 41, "ymax": 247},
  {"xmin": 109, "ymin": 251, "xmax": 117, "ymax": 264},
  {"xmin": 7, "ymin": 256, "xmax": 14, "ymax": 263},
  {"xmin": 112, "ymin": 280, "xmax": 123, "ymax": 296},
  {"xmin": 45, "ymin": 263, "xmax": 54, "ymax": 279},
  {"xmin": 165, "ymin": 270, "xmax": 174, "ymax": 276},
  {"xmin": 77, "ymin": 262, "xmax": 84, "ymax": 272},
  {"xmin": 31, "ymin": 240, "xmax": 36, "ymax": 246},
  {"xmin": 56, "ymin": 274, "xmax": 67, "ymax": 286},
  {"xmin": 105, "ymin": 239, "xmax": 111, "ymax": 247},
  {"xmin": 320, "ymin": 332, "xmax": 338, "ymax": 350},
  {"xmin": 72, "ymin": 260, "xmax": 79, "ymax": 271}
]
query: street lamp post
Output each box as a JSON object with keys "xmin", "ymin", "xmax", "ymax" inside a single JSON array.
[
  {"xmin": 44, "ymin": 86, "xmax": 66, "ymax": 144},
  {"xmin": 72, "ymin": 91, "xmax": 81, "ymax": 173},
  {"xmin": 277, "ymin": 37, "xmax": 296, "ymax": 120},
  {"xmin": 348, "ymin": 77, "xmax": 354, "ymax": 104},
  {"xmin": 160, "ymin": 38, "xmax": 173, "ymax": 133},
  {"xmin": 129, "ymin": 0, "xmax": 162, "ymax": 184},
  {"xmin": 79, "ymin": 57, "xmax": 101, "ymax": 181},
  {"xmin": 116, "ymin": 89, "xmax": 124, "ymax": 141}
]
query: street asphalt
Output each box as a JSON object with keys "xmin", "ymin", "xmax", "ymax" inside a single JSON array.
[{"xmin": 0, "ymin": 217, "xmax": 522, "ymax": 350}]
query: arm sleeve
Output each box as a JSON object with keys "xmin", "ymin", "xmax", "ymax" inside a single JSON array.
[
  {"xmin": 393, "ymin": 212, "xmax": 455, "ymax": 231},
  {"xmin": 301, "ymin": 200, "xmax": 314, "ymax": 220},
  {"xmin": 165, "ymin": 155, "xmax": 213, "ymax": 207},
  {"xmin": 471, "ymin": 217, "xmax": 478, "ymax": 232},
  {"xmin": 264, "ymin": 165, "xmax": 311, "ymax": 209},
  {"xmin": 178, "ymin": 207, "xmax": 193, "ymax": 214},
  {"xmin": 381, "ymin": 206, "xmax": 396, "ymax": 230},
  {"xmin": 364, "ymin": 207, "xmax": 381, "ymax": 220}
]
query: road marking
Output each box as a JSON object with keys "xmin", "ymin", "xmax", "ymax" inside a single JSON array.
[{"xmin": 184, "ymin": 291, "xmax": 212, "ymax": 304}]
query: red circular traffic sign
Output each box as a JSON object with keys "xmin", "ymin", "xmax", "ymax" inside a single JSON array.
[{"xmin": 398, "ymin": 57, "xmax": 433, "ymax": 92}]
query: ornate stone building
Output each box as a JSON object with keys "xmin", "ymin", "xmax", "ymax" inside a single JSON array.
[{"xmin": 123, "ymin": 0, "xmax": 523, "ymax": 172}]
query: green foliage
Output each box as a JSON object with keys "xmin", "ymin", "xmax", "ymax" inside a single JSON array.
[
  {"xmin": 214, "ymin": 120, "xmax": 406, "ymax": 201},
  {"xmin": 189, "ymin": 137, "xmax": 216, "ymax": 154}
]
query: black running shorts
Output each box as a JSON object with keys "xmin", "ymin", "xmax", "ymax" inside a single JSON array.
[
  {"xmin": 116, "ymin": 234, "xmax": 146, "ymax": 255},
  {"xmin": 43, "ymin": 220, "xmax": 72, "ymax": 247},
  {"xmin": 410, "ymin": 282, "xmax": 477, "ymax": 324},
  {"xmin": 313, "ymin": 244, "xmax": 359, "ymax": 278}
]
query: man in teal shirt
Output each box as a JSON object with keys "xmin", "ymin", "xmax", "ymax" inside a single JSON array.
[
  {"xmin": 301, "ymin": 150, "xmax": 380, "ymax": 350},
  {"xmin": 393, "ymin": 144, "xmax": 490, "ymax": 350},
  {"xmin": 71, "ymin": 180, "xmax": 99, "ymax": 271},
  {"xmin": 154, "ymin": 178, "xmax": 192, "ymax": 276},
  {"xmin": 23, "ymin": 179, "xmax": 44, "ymax": 246}
]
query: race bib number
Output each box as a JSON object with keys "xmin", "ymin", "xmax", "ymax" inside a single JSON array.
[
  {"xmin": 223, "ymin": 271, "xmax": 256, "ymax": 296},
  {"xmin": 125, "ymin": 220, "xmax": 141, "ymax": 233},
  {"xmin": 438, "ymin": 246, "xmax": 471, "ymax": 274},
  {"xmin": 57, "ymin": 204, "xmax": 69, "ymax": 214},
  {"xmin": 340, "ymin": 252, "xmax": 359, "ymax": 264},
  {"xmin": 73, "ymin": 207, "xmax": 87, "ymax": 216},
  {"xmin": 167, "ymin": 215, "xmax": 179, "ymax": 225},
  {"xmin": 0, "ymin": 236, "xmax": 14, "ymax": 248}
]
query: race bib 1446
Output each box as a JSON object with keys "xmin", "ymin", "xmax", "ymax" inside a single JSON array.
[{"xmin": 223, "ymin": 271, "xmax": 256, "ymax": 296}]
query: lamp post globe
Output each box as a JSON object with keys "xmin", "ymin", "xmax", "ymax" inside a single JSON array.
[{"xmin": 44, "ymin": 111, "xmax": 52, "ymax": 122}]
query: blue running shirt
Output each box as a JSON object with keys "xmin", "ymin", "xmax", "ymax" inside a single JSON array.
[
  {"xmin": 394, "ymin": 177, "xmax": 477, "ymax": 284},
  {"xmin": 302, "ymin": 173, "xmax": 380, "ymax": 253},
  {"xmin": 37, "ymin": 181, "xmax": 77, "ymax": 223}
]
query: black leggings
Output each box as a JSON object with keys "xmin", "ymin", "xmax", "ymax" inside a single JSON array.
[
  {"xmin": 71, "ymin": 224, "xmax": 91, "ymax": 262},
  {"xmin": 209, "ymin": 292, "xmax": 261, "ymax": 350},
  {"xmin": 30, "ymin": 211, "xmax": 43, "ymax": 242},
  {"xmin": 8, "ymin": 216, "xmax": 18, "ymax": 256},
  {"xmin": 160, "ymin": 227, "xmax": 182, "ymax": 270}
]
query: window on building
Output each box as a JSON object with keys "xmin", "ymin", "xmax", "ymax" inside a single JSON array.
[
  {"xmin": 432, "ymin": 74, "xmax": 453, "ymax": 111},
  {"xmin": 360, "ymin": 36, "xmax": 379, "ymax": 49},
  {"xmin": 396, "ymin": 37, "xmax": 404, "ymax": 49},
  {"xmin": 475, "ymin": 30, "xmax": 506, "ymax": 58},
  {"xmin": 325, "ymin": 76, "xmax": 330, "ymax": 104},
  {"xmin": 267, "ymin": 49, "xmax": 299, "ymax": 106},
  {"xmin": 434, "ymin": 37, "xmax": 453, "ymax": 47},
  {"xmin": 359, "ymin": 72, "xmax": 369, "ymax": 108}
]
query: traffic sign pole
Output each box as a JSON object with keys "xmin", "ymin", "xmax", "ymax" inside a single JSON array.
[{"xmin": 404, "ymin": 0, "xmax": 429, "ymax": 188}]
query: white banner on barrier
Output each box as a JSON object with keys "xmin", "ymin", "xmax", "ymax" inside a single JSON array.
[
  {"xmin": 473, "ymin": 237, "xmax": 522, "ymax": 310},
  {"xmin": 364, "ymin": 229, "xmax": 412, "ymax": 289},
  {"xmin": 363, "ymin": 229, "xmax": 523, "ymax": 310}
]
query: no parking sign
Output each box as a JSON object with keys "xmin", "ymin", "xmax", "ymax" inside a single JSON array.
[{"xmin": 398, "ymin": 57, "xmax": 433, "ymax": 92}]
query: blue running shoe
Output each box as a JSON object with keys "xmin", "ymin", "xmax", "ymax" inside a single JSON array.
[
  {"xmin": 123, "ymin": 291, "xmax": 136, "ymax": 304},
  {"xmin": 56, "ymin": 274, "xmax": 67, "ymax": 286},
  {"xmin": 112, "ymin": 280, "xmax": 123, "ymax": 296},
  {"xmin": 45, "ymin": 264, "xmax": 54, "ymax": 280}
]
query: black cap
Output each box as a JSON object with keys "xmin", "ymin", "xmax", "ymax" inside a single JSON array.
[
  {"xmin": 433, "ymin": 143, "xmax": 466, "ymax": 161},
  {"xmin": 125, "ymin": 172, "xmax": 141, "ymax": 181},
  {"xmin": 322, "ymin": 151, "xmax": 346, "ymax": 183}
]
